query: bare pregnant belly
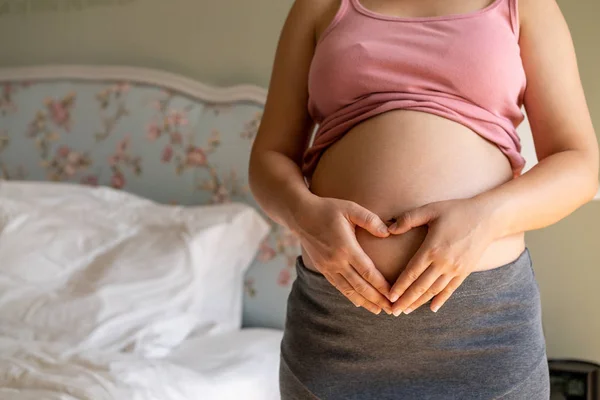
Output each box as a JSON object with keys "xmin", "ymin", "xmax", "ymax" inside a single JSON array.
[{"xmin": 301, "ymin": 110, "xmax": 525, "ymax": 283}]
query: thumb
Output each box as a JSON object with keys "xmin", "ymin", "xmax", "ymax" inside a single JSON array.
[
  {"xmin": 345, "ymin": 202, "xmax": 390, "ymax": 238},
  {"xmin": 388, "ymin": 205, "xmax": 436, "ymax": 235}
]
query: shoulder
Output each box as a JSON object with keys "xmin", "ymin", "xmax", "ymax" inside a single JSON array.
[
  {"xmin": 288, "ymin": 0, "xmax": 342, "ymax": 26},
  {"xmin": 289, "ymin": 0, "xmax": 340, "ymax": 18},
  {"xmin": 517, "ymin": 0, "xmax": 563, "ymax": 27},
  {"xmin": 287, "ymin": 0, "xmax": 345, "ymax": 43}
]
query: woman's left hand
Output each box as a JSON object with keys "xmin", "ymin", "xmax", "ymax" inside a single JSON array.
[{"xmin": 387, "ymin": 197, "xmax": 497, "ymax": 316}]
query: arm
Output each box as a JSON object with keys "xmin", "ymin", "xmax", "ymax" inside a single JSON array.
[
  {"xmin": 248, "ymin": 0, "xmax": 317, "ymax": 231},
  {"xmin": 249, "ymin": 0, "xmax": 394, "ymax": 315},
  {"xmin": 474, "ymin": 0, "xmax": 599, "ymax": 236}
]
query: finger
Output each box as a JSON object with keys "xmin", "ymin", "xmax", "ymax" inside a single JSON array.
[
  {"xmin": 325, "ymin": 272, "xmax": 383, "ymax": 315},
  {"xmin": 344, "ymin": 202, "xmax": 390, "ymax": 238},
  {"xmin": 404, "ymin": 274, "xmax": 453, "ymax": 314},
  {"xmin": 430, "ymin": 275, "xmax": 467, "ymax": 313},
  {"xmin": 343, "ymin": 266, "xmax": 393, "ymax": 314},
  {"xmin": 389, "ymin": 246, "xmax": 431, "ymax": 303},
  {"xmin": 323, "ymin": 272, "xmax": 362, "ymax": 306},
  {"xmin": 391, "ymin": 263, "xmax": 443, "ymax": 315},
  {"xmin": 349, "ymin": 247, "xmax": 392, "ymax": 297},
  {"xmin": 388, "ymin": 205, "xmax": 436, "ymax": 235}
]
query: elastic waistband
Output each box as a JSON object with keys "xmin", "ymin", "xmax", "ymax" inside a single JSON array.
[{"xmin": 294, "ymin": 247, "xmax": 533, "ymax": 298}]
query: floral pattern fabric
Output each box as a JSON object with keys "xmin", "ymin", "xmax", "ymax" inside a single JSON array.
[{"xmin": 0, "ymin": 79, "xmax": 298, "ymax": 329}]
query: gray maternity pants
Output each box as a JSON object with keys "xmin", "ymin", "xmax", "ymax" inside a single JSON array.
[{"xmin": 279, "ymin": 248, "xmax": 550, "ymax": 399}]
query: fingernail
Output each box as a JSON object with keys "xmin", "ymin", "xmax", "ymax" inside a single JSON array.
[
  {"xmin": 390, "ymin": 293, "xmax": 400, "ymax": 302},
  {"xmin": 432, "ymin": 305, "xmax": 440, "ymax": 313},
  {"xmin": 404, "ymin": 308, "xmax": 413, "ymax": 315},
  {"xmin": 379, "ymin": 226, "xmax": 389, "ymax": 234},
  {"xmin": 388, "ymin": 224, "xmax": 396, "ymax": 231},
  {"xmin": 384, "ymin": 308, "xmax": 393, "ymax": 315},
  {"xmin": 393, "ymin": 309, "xmax": 402, "ymax": 317}
]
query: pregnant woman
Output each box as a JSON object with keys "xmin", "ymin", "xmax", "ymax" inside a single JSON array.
[{"xmin": 249, "ymin": 0, "xmax": 599, "ymax": 398}]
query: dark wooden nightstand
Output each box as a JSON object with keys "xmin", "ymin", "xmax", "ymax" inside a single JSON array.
[{"xmin": 549, "ymin": 359, "xmax": 600, "ymax": 400}]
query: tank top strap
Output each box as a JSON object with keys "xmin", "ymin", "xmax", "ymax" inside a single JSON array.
[
  {"xmin": 317, "ymin": 0, "xmax": 353, "ymax": 45},
  {"xmin": 489, "ymin": 0, "xmax": 521, "ymax": 39},
  {"xmin": 348, "ymin": 0, "xmax": 364, "ymax": 13},
  {"xmin": 507, "ymin": 0, "xmax": 521, "ymax": 38}
]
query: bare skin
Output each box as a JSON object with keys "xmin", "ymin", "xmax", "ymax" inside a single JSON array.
[
  {"xmin": 249, "ymin": 0, "xmax": 599, "ymax": 316},
  {"xmin": 306, "ymin": 110, "xmax": 526, "ymax": 283}
]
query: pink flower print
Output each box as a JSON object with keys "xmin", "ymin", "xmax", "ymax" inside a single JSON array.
[
  {"xmin": 185, "ymin": 146, "xmax": 207, "ymax": 167},
  {"xmin": 258, "ymin": 241, "xmax": 277, "ymax": 262},
  {"xmin": 67, "ymin": 151, "xmax": 81, "ymax": 164},
  {"xmin": 111, "ymin": 172, "xmax": 125, "ymax": 189},
  {"xmin": 116, "ymin": 136, "xmax": 130, "ymax": 154},
  {"xmin": 167, "ymin": 110, "xmax": 188, "ymax": 127},
  {"xmin": 113, "ymin": 82, "xmax": 131, "ymax": 94},
  {"xmin": 286, "ymin": 254, "xmax": 297, "ymax": 267},
  {"xmin": 81, "ymin": 175, "xmax": 99, "ymax": 186},
  {"xmin": 278, "ymin": 269, "xmax": 292, "ymax": 286},
  {"xmin": 64, "ymin": 164, "xmax": 77, "ymax": 177},
  {"xmin": 146, "ymin": 123, "xmax": 161, "ymax": 141},
  {"xmin": 245, "ymin": 278, "xmax": 257, "ymax": 297},
  {"xmin": 108, "ymin": 155, "xmax": 119, "ymax": 166},
  {"xmin": 161, "ymin": 145, "xmax": 173, "ymax": 163},
  {"xmin": 108, "ymin": 137, "xmax": 129, "ymax": 167},
  {"xmin": 211, "ymin": 185, "xmax": 230, "ymax": 204},
  {"xmin": 3, "ymin": 84, "xmax": 13, "ymax": 97},
  {"xmin": 170, "ymin": 131, "xmax": 183, "ymax": 145},
  {"xmin": 56, "ymin": 145, "xmax": 70, "ymax": 158},
  {"xmin": 208, "ymin": 130, "xmax": 221, "ymax": 147},
  {"xmin": 48, "ymin": 100, "xmax": 70, "ymax": 130},
  {"xmin": 59, "ymin": 151, "xmax": 85, "ymax": 177}
]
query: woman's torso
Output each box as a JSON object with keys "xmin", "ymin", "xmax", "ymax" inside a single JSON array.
[
  {"xmin": 300, "ymin": 0, "xmax": 526, "ymax": 282},
  {"xmin": 302, "ymin": 110, "xmax": 525, "ymax": 282}
]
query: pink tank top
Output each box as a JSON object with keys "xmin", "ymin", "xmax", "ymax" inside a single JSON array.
[{"xmin": 302, "ymin": 0, "xmax": 527, "ymax": 182}]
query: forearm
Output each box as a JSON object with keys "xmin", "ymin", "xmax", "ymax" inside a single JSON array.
[
  {"xmin": 248, "ymin": 150, "xmax": 317, "ymax": 233},
  {"xmin": 475, "ymin": 149, "xmax": 599, "ymax": 239}
]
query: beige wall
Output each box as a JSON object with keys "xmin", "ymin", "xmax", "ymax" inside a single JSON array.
[
  {"xmin": 0, "ymin": 0, "xmax": 289, "ymax": 87},
  {"xmin": 1, "ymin": 0, "xmax": 599, "ymax": 362}
]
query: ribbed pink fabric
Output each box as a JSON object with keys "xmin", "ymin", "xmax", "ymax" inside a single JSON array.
[{"xmin": 302, "ymin": 0, "xmax": 527, "ymax": 182}]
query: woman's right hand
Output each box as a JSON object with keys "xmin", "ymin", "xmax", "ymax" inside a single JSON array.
[{"xmin": 291, "ymin": 195, "xmax": 394, "ymax": 315}]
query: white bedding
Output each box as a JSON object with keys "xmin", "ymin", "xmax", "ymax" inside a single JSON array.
[
  {"xmin": 0, "ymin": 328, "xmax": 283, "ymax": 400},
  {"xmin": 0, "ymin": 181, "xmax": 280, "ymax": 399},
  {"xmin": 0, "ymin": 181, "xmax": 270, "ymax": 356}
]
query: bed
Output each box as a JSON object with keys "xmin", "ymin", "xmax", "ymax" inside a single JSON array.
[{"xmin": 0, "ymin": 65, "xmax": 295, "ymax": 399}]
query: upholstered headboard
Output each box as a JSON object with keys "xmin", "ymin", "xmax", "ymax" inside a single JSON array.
[{"xmin": 0, "ymin": 65, "xmax": 299, "ymax": 329}]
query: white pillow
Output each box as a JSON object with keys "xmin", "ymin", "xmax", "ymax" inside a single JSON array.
[{"xmin": 0, "ymin": 181, "xmax": 270, "ymax": 357}]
